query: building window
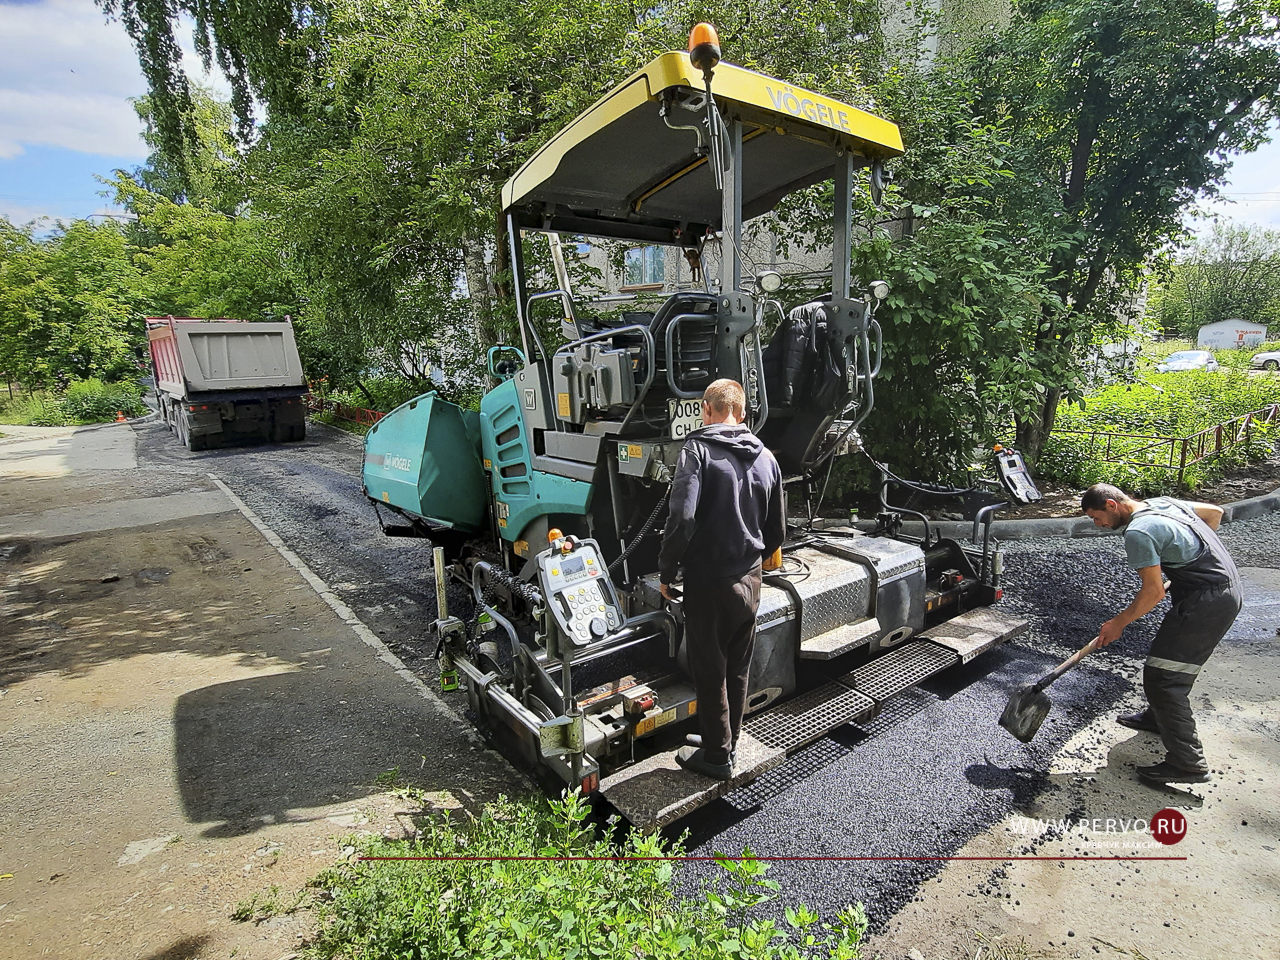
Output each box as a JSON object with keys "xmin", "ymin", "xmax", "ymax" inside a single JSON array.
[{"xmin": 623, "ymin": 246, "xmax": 665, "ymax": 287}]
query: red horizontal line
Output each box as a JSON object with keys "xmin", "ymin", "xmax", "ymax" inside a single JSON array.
[{"xmin": 358, "ymin": 855, "xmax": 1187, "ymax": 862}]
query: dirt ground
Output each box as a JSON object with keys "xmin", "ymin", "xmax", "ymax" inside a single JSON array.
[{"xmin": 0, "ymin": 425, "xmax": 517, "ymax": 960}]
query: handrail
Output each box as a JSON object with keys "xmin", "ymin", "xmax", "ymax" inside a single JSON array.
[{"xmin": 663, "ymin": 313, "xmax": 716, "ymax": 398}]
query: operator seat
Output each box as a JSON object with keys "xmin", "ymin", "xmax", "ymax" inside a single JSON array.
[{"xmin": 646, "ymin": 291, "xmax": 719, "ymax": 397}]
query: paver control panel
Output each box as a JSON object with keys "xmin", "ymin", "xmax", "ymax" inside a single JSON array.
[{"xmin": 538, "ymin": 540, "xmax": 623, "ymax": 646}]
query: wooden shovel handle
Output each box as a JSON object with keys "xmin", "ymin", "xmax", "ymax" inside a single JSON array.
[{"xmin": 1034, "ymin": 636, "xmax": 1101, "ymax": 692}]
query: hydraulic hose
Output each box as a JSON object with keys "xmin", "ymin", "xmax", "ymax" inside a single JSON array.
[{"xmin": 608, "ymin": 490, "xmax": 670, "ymax": 576}]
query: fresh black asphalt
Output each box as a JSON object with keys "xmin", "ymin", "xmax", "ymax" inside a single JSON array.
[{"xmin": 133, "ymin": 418, "xmax": 1277, "ymax": 930}]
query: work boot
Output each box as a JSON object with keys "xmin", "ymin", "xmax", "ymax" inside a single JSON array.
[
  {"xmin": 1116, "ymin": 710, "xmax": 1161, "ymax": 734},
  {"xmin": 675, "ymin": 746, "xmax": 733, "ymax": 780},
  {"xmin": 684, "ymin": 734, "xmax": 736, "ymax": 766},
  {"xmin": 1136, "ymin": 760, "xmax": 1211, "ymax": 785}
]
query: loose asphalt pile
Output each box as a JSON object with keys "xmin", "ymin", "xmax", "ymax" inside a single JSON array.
[{"xmin": 132, "ymin": 420, "xmax": 1279, "ymax": 932}]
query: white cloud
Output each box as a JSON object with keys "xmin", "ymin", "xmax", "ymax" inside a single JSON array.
[
  {"xmin": 0, "ymin": 198, "xmax": 57, "ymax": 227},
  {"xmin": 0, "ymin": 0, "xmax": 231, "ymax": 159}
]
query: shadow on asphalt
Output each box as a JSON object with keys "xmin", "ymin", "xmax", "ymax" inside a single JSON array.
[
  {"xmin": 140, "ymin": 935, "xmax": 212, "ymax": 960},
  {"xmin": 173, "ymin": 669, "xmax": 502, "ymax": 837}
]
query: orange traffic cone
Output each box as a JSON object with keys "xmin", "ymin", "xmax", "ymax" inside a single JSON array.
[{"xmin": 115, "ymin": 410, "xmax": 126, "ymax": 423}]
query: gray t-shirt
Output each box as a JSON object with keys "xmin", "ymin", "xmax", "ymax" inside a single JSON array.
[{"xmin": 1123, "ymin": 497, "xmax": 1204, "ymax": 571}]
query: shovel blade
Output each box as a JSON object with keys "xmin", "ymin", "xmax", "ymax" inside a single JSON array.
[{"xmin": 999, "ymin": 684, "xmax": 1052, "ymax": 743}]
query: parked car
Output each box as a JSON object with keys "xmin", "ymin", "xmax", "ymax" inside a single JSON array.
[
  {"xmin": 1251, "ymin": 349, "xmax": 1280, "ymax": 371},
  {"xmin": 1156, "ymin": 350, "xmax": 1220, "ymax": 373}
]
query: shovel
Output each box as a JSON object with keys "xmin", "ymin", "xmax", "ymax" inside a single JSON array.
[{"xmin": 999, "ymin": 636, "xmax": 1101, "ymax": 743}]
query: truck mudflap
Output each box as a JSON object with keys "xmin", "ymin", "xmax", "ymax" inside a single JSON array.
[{"xmin": 600, "ymin": 607, "xmax": 1027, "ymax": 833}]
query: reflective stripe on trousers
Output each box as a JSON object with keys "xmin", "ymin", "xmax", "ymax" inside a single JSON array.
[{"xmin": 1145, "ymin": 656, "xmax": 1202, "ymax": 675}]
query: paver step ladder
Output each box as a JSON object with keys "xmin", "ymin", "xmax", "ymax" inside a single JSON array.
[{"xmin": 600, "ymin": 606, "xmax": 1028, "ymax": 832}]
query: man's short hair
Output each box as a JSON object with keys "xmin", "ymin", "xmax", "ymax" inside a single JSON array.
[
  {"xmin": 1080, "ymin": 482, "xmax": 1131, "ymax": 512},
  {"xmin": 703, "ymin": 379, "xmax": 746, "ymax": 417}
]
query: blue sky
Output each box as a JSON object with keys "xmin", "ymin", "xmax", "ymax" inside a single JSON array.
[
  {"xmin": 0, "ymin": 0, "xmax": 1277, "ymax": 234},
  {"xmin": 0, "ymin": 0, "xmax": 228, "ymax": 225}
]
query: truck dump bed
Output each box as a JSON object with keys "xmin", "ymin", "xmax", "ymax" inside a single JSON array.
[{"xmin": 148, "ymin": 318, "xmax": 306, "ymax": 399}]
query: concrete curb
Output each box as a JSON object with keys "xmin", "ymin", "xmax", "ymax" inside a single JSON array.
[
  {"xmin": 845, "ymin": 484, "xmax": 1280, "ymax": 541},
  {"xmin": 207, "ymin": 472, "xmax": 474, "ymax": 732}
]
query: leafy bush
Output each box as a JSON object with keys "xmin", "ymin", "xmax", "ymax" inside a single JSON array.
[
  {"xmin": 1042, "ymin": 370, "xmax": 1279, "ymax": 493},
  {"xmin": 1055, "ymin": 370, "xmax": 1278, "ymax": 436},
  {"xmin": 61, "ymin": 378, "xmax": 148, "ymax": 423},
  {"xmin": 307, "ymin": 790, "xmax": 869, "ymax": 960},
  {"xmin": 28, "ymin": 396, "xmax": 73, "ymax": 427},
  {"xmin": 314, "ymin": 376, "xmax": 435, "ymax": 414},
  {"xmin": 0, "ymin": 391, "xmax": 60, "ymax": 426},
  {"xmin": 0, "ymin": 380, "xmax": 147, "ymax": 425}
]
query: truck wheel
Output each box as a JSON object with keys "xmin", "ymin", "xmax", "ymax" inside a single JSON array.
[
  {"xmin": 270, "ymin": 419, "xmax": 289, "ymax": 444},
  {"xmin": 290, "ymin": 423, "xmax": 306, "ymax": 442}
]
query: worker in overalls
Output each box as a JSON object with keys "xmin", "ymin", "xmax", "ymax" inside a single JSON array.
[{"xmin": 1081, "ymin": 483, "xmax": 1243, "ymax": 785}]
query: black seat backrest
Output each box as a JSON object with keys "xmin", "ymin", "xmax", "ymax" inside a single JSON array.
[{"xmin": 648, "ymin": 292, "xmax": 719, "ymax": 397}]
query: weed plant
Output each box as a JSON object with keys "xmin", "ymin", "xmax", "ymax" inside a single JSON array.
[
  {"xmin": 1041, "ymin": 370, "xmax": 1279, "ymax": 493},
  {"xmin": 306, "ymin": 790, "xmax": 868, "ymax": 960},
  {"xmin": 0, "ymin": 379, "xmax": 147, "ymax": 426}
]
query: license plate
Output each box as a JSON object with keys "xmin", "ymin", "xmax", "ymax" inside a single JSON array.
[{"xmin": 668, "ymin": 398, "xmax": 703, "ymax": 439}]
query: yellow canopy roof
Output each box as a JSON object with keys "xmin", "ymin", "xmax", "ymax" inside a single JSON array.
[{"xmin": 501, "ymin": 52, "xmax": 903, "ymax": 244}]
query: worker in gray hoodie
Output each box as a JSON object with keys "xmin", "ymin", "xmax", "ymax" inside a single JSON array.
[{"xmin": 659, "ymin": 379, "xmax": 785, "ymax": 779}]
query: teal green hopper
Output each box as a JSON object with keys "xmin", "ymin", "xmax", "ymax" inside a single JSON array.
[{"xmin": 362, "ymin": 392, "xmax": 487, "ymax": 532}]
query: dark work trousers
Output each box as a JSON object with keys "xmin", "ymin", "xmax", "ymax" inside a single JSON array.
[
  {"xmin": 1145, "ymin": 584, "xmax": 1241, "ymax": 772},
  {"xmin": 1130, "ymin": 501, "xmax": 1242, "ymax": 773},
  {"xmin": 684, "ymin": 565, "xmax": 762, "ymax": 767}
]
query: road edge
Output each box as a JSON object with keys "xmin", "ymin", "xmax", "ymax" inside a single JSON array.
[
  {"xmin": 842, "ymin": 484, "xmax": 1280, "ymax": 541},
  {"xmin": 207, "ymin": 472, "xmax": 470, "ymax": 728}
]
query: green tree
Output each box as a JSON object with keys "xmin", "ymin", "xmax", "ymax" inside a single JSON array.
[
  {"xmin": 974, "ymin": 0, "xmax": 1280, "ymax": 461},
  {"xmin": 1148, "ymin": 221, "xmax": 1280, "ymax": 337},
  {"xmin": 97, "ymin": 0, "xmax": 885, "ymax": 393},
  {"xmin": 0, "ymin": 218, "xmax": 148, "ymax": 386},
  {"xmin": 108, "ymin": 173, "xmax": 299, "ymax": 323},
  {"xmin": 126, "ymin": 88, "xmax": 242, "ymax": 213}
]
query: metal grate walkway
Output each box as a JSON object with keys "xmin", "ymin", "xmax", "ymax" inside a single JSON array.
[
  {"xmin": 744, "ymin": 681, "xmax": 876, "ymax": 752},
  {"xmin": 838, "ymin": 639, "xmax": 959, "ymax": 701}
]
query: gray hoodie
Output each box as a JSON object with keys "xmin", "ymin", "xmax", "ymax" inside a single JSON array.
[{"xmin": 659, "ymin": 423, "xmax": 785, "ymax": 584}]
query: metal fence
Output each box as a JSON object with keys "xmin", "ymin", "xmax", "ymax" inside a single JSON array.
[
  {"xmin": 305, "ymin": 393, "xmax": 386, "ymax": 427},
  {"xmin": 1053, "ymin": 403, "xmax": 1280, "ymax": 488}
]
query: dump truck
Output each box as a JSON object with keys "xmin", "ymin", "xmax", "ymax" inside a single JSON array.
[
  {"xmin": 148, "ymin": 317, "xmax": 308, "ymax": 451},
  {"xmin": 361, "ymin": 28, "xmax": 1036, "ymax": 831}
]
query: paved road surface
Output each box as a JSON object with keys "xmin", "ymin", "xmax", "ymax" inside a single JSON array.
[{"xmin": 131, "ymin": 418, "xmax": 1280, "ymax": 943}]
